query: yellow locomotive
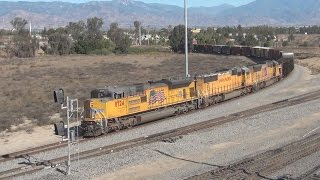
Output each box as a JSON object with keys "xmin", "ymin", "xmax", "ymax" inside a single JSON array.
[{"xmin": 82, "ymin": 60, "xmax": 282, "ymax": 136}]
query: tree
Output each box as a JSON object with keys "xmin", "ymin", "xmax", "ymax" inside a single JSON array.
[
  {"xmin": 86, "ymin": 17, "xmax": 103, "ymax": 40},
  {"xmin": 169, "ymin": 25, "xmax": 193, "ymax": 53},
  {"xmin": 9, "ymin": 18, "xmax": 38, "ymax": 58},
  {"xmin": 66, "ymin": 21, "xmax": 85, "ymax": 40},
  {"xmin": 72, "ymin": 17, "xmax": 114, "ymax": 55},
  {"xmin": 263, "ymin": 41, "xmax": 272, "ymax": 47},
  {"xmin": 243, "ymin": 34, "xmax": 259, "ymax": 46},
  {"xmin": 41, "ymin": 27, "xmax": 47, "ymax": 37},
  {"xmin": 159, "ymin": 28, "xmax": 169, "ymax": 38},
  {"xmin": 282, "ymin": 41, "xmax": 289, "ymax": 47},
  {"xmin": 107, "ymin": 22, "xmax": 119, "ymax": 43},
  {"xmin": 48, "ymin": 33, "xmax": 72, "ymax": 55},
  {"xmin": 237, "ymin": 25, "xmax": 243, "ymax": 33},
  {"xmin": 10, "ymin": 18, "xmax": 28, "ymax": 34},
  {"xmin": 114, "ymin": 33, "xmax": 131, "ymax": 54},
  {"xmin": 288, "ymin": 34, "xmax": 295, "ymax": 42},
  {"xmin": 134, "ymin": 21, "xmax": 141, "ymax": 45},
  {"xmin": 108, "ymin": 23, "xmax": 131, "ymax": 54}
]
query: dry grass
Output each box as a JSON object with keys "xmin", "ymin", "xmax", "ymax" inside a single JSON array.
[{"xmin": 0, "ymin": 52, "xmax": 255, "ymax": 131}]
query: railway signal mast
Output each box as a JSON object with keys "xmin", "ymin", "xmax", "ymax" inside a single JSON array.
[
  {"xmin": 53, "ymin": 89, "xmax": 80, "ymax": 175},
  {"xmin": 185, "ymin": 0, "xmax": 189, "ymax": 77}
]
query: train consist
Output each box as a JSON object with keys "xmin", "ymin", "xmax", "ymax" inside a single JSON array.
[{"xmin": 81, "ymin": 45, "xmax": 295, "ymax": 137}]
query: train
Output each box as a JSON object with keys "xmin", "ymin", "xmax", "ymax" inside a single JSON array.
[{"xmin": 80, "ymin": 45, "xmax": 295, "ymax": 137}]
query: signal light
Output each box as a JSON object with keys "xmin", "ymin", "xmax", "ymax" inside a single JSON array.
[
  {"xmin": 54, "ymin": 121, "xmax": 65, "ymax": 136},
  {"xmin": 53, "ymin": 88, "xmax": 64, "ymax": 104}
]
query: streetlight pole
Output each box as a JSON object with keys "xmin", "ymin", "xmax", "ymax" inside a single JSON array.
[
  {"xmin": 184, "ymin": 0, "xmax": 189, "ymax": 77},
  {"xmin": 147, "ymin": 25, "xmax": 150, "ymax": 46}
]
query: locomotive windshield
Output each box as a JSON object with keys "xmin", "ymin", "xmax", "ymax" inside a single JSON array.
[{"xmin": 91, "ymin": 89, "xmax": 111, "ymax": 98}]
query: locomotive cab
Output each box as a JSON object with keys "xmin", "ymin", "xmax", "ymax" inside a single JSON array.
[{"xmin": 85, "ymin": 87, "xmax": 133, "ymax": 120}]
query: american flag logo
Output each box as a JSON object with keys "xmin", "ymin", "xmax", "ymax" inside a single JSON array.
[
  {"xmin": 149, "ymin": 90, "xmax": 166, "ymax": 105},
  {"xmin": 263, "ymin": 68, "xmax": 268, "ymax": 77}
]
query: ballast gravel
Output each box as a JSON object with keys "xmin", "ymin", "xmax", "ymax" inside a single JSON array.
[
  {"xmin": 7, "ymin": 65, "xmax": 320, "ymax": 179},
  {"xmin": 269, "ymin": 150, "xmax": 320, "ymax": 179}
]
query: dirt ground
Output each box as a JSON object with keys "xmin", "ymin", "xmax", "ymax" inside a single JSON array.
[
  {"xmin": 0, "ymin": 125, "xmax": 61, "ymax": 155},
  {"xmin": 278, "ymin": 34, "xmax": 320, "ymax": 48}
]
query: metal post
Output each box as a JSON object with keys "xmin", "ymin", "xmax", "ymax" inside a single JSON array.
[
  {"xmin": 184, "ymin": 0, "xmax": 189, "ymax": 77},
  {"xmin": 66, "ymin": 96, "xmax": 71, "ymax": 175},
  {"xmin": 76, "ymin": 100, "xmax": 79, "ymax": 164},
  {"xmin": 147, "ymin": 26, "xmax": 150, "ymax": 46},
  {"xmin": 139, "ymin": 24, "xmax": 142, "ymax": 46},
  {"xmin": 29, "ymin": 20, "xmax": 32, "ymax": 36}
]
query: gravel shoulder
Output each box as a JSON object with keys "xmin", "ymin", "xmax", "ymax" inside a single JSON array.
[{"xmin": 12, "ymin": 65, "xmax": 320, "ymax": 179}]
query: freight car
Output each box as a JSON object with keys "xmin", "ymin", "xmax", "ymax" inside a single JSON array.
[
  {"xmin": 193, "ymin": 44, "xmax": 294, "ymax": 61},
  {"xmin": 80, "ymin": 45, "xmax": 293, "ymax": 136}
]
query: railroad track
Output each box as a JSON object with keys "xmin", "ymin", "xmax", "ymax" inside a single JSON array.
[
  {"xmin": 1, "ymin": 89, "xmax": 320, "ymax": 179},
  {"xmin": 295, "ymin": 165, "xmax": 320, "ymax": 180},
  {"xmin": 188, "ymin": 133, "xmax": 320, "ymax": 180},
  {"xmin": 0, "ymin": 141, "xmax": 67, "ymax": 164}
]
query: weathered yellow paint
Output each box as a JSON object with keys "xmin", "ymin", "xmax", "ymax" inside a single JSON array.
[
  {"xmin": 85, "ymin": 82, "xmax": 197, "ymax": 121},
  {"xmin": 85, "ymin": 63, "xmax": 281, "ymax": 122}
]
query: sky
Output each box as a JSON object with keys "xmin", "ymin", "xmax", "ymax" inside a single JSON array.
[{"xmin": 3, "ymin": 0, "xmax": 256, "ymax": 7}]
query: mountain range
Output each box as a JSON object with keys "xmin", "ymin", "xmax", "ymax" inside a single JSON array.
[{"xmin": 0, "ymin": 0, "xmax": 319, "ymax": 29}]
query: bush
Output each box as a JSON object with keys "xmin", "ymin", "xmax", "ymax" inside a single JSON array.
[
  {"xmin": 263, "ymin": 41, "xmax": 272, "ymax": 47},
  {"xmin": 74, "ymin": 38, "xmax": 115, "ymax": 55},
  {"xmin": 282, "ymin": 41, "xmax": 289, "ymax": 47},
  {"xmin": 302, "ymin": 42, "xmax": 308, "ymax": 47}
]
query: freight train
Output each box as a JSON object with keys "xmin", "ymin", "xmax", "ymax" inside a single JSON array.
[{"xmin": 81, "ymin": 45, "xmax": 294, "ymax": 137}]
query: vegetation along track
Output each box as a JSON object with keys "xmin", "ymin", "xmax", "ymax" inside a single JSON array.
[
  {"xmin": 188, "ymin": 133, "xmax": 320, "ymax": 180},
  {"xmin": 1, "ymin": 89, "xmax": 320, "ymax": 179}
]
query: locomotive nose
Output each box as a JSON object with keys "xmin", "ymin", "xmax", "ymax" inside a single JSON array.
[{"xmin": 84, "ymin": 100, "xmax": 94, "ymax": 119}]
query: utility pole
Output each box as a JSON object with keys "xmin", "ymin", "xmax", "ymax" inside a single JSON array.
[
  {"xmin": 139, "ymin": 24, "xmax": 142, "ymax": 46},
  {"xmin": 147, "ymin": 25, "xmax": 150, "ymax": 46},
  {"xmin": 184, "ymin": 0, "xmax": 189, "ymax": 77},
  {"xmin": 29, "ymin": 20, "xmax": 32, "ymax": 36}
]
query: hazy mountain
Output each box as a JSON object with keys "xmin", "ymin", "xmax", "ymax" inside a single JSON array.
[
  {"xmin": 216, "ymin": 0, "xmax": 320, "ymax": 26},
  {"xmin": 189, "ymin": 4, "xmax": 235, "ymax": 16},
  {"xmin": 0, "ymin": 0, "xmax": 319, "ymax": 29}
]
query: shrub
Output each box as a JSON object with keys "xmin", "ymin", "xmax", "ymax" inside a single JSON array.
[{"xmin": 282, "ymin": 41, "xmax": 289, "ymax": 47}]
